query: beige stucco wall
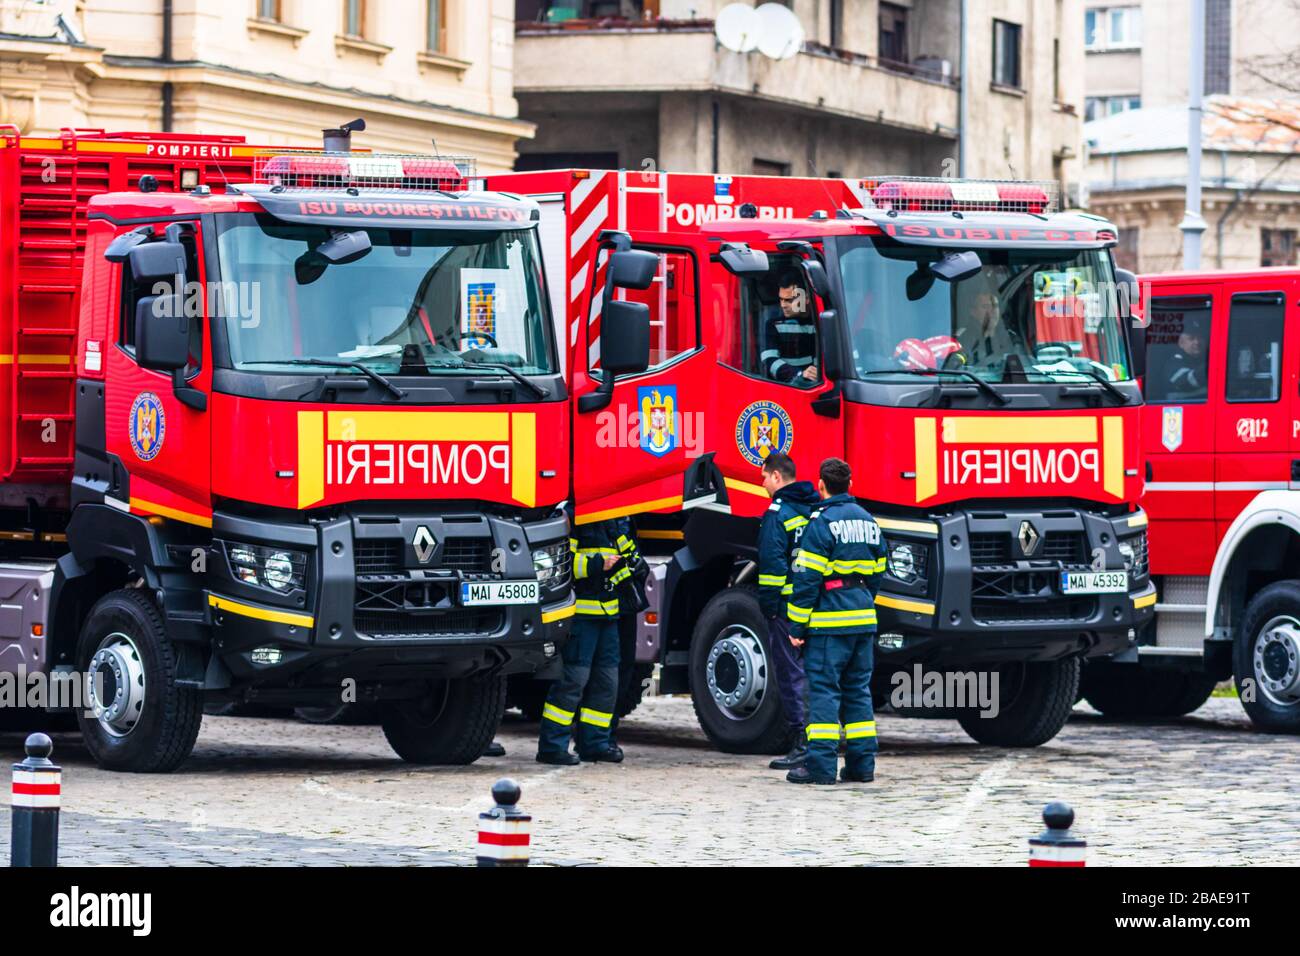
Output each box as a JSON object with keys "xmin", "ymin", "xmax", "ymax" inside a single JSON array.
[{"xmin": 0, "ymin": 0, "xmax": 534, "ymax": 172}]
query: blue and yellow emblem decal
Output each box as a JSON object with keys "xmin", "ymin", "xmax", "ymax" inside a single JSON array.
[
  {"xmin": 736, "ymin": 400, "xmax": 793, "ymax": 467},
  {"xmin": 129, "ymin": 392, "xmax": 166, "ymax": 462},
  {"xmin": 639, "ymin": 386, "xmax": 679, "ymax": 458}
]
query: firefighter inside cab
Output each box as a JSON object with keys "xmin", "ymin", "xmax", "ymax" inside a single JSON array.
[{"xmin": 761, "ymin": 271, "xmax": 820, "ymax": 386}]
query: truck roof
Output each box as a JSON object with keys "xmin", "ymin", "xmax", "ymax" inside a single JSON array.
[{"xmin": 1142, "ymin": 266, "xmax": 1300, "ymax": 282}]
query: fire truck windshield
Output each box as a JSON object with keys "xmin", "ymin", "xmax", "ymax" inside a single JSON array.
[
  {"xmin": 836, "ymin": 236, "xmax": 1131, "ymax": 385},
  {"xmin": 213, "ymin": 212, "xmax": 556, "ymax": 378}
]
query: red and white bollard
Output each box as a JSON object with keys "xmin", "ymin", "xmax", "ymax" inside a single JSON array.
[
  {"xmin": 11, "ymin": 733, "xmax": 60, "ymax": 868},
  {"xmin": 476, "ymin": 778, "xmax": 530, "ymax": 867},
  {"xmin": 1028, "ymin": 801, "xmax": 1086, "ymax": 867}
]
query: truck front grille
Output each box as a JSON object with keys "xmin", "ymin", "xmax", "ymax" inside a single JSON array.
[
  {"xmin": 352, "ymin": 536, "xmax": 494, "ymax": 574},
  {"xmin": 968, "ymin": 531, "xmax": 1087, "ymax": 566},
  {"xmin": 970, "ymin": 569, "xmax": 1096, "ymax": 625},
  {"xmin": 354, "ymin": 610, "xmax": 503, "ymax": 639}
]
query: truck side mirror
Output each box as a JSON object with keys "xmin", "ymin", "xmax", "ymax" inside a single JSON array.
[
  {"xmin": 105, "ymin": 228, "xmax": 151, "ymax": 264},
  {"xmin": 801, "ymin": 259, "xmax": 831, "ymax": 300},
  {"xmin": 718, "ymin": 243, "xmax": 770, "ymax": 276},
  {"xmin": 128, "ymin": 241, "xmax": 187, "ymax": 284},
  {"xmin": 608, "ymin": 249, "xmax": 659, "ymax": 290},
  {"xmin": 1114, "ymin": 268, "xmax": 1146, "ymax": 378},
  {"xmin": 579, "ymin": 300, "xmax": 650, "ymax": 413},
  {"xmin": 135, "ymin": 295, "xmax": 190, "ymax": 372},
  {"xmin": 818, "ymin": 309, "xmax": 846, "ymax": 381}
]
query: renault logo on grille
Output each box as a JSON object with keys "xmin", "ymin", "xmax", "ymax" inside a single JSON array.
[
  {"xmin": 412, "ymin": 526, "xmax": 437, "ymax": 565},
  {"xmin": 1017, "ymin": 520, "xmax": 1040, "ymax": 557}
]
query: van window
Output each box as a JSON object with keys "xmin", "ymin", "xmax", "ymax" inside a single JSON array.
[
  {"xmin": 1225, "ymin": 291, "xmax": 1284, "ymax": 403},
  {"xmin": 1145, "ymin": 295, "xmax": 1211, "ymax": 403}
]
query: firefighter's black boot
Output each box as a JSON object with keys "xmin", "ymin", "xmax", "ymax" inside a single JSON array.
[{"xmin": 769, "ymin": 743, "xmax": 807, "ymax": 770}]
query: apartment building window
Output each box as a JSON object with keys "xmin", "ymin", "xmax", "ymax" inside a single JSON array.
[
  {"xmin": 1205, "ymin": 0, "xmax": 1232, "ymax": 95},
  {"xmin": 753, "ymin": 158, "xmax": 791, "ymax": 177},
  {"xmin": 828, "ymin": 0, "xmax": 843, "ymax": 48},
  {"xmin": 344, "ymin": 0, "xmax": 365, "ymax": 37},
  {"xmin": 427, "ymin": 0, "xmax": 445, "ymax": 52},
  {"xmin": 1261, "ymin": 229, "xmax": 1298, "ymax": 267},
  {"xmin": 993, "ymin": 20, "xmax": 1022, "ymax": 89},
  {"xmin": 1085, "ymin": 7, "xmax": 1141, "ymax": 51},
  {"xmin": 1085, "ymin": 95, "xmax": 1141, "ymax": 122},
  {"xmin": 879, "ymin": 2, "xmax": 909, "ymax": 64},
  {"xmin": 257, "ymin": 0, "xmax": 281, "ymax": 20}
]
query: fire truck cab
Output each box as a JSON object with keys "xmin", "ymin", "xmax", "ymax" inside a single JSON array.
[
  {"xmin": 493, "ymin": 169, "xmax": 1153, "ymax": 752},
  {"xmin": 1083, "ymin": 267, "xmax": 1300, "ymax": 732},
  {"xmin": 0, "ymin": 127, "xmax": 575, "ymax": 771}
]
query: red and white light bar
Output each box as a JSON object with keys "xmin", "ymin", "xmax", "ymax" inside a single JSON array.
[
  {"xmin": 864, "ymin": 177, "xmax": 1056, "ymax": 215},
  {"xmin": 255, "ymin": 152, "xmax": 474, "ymax": 192}
]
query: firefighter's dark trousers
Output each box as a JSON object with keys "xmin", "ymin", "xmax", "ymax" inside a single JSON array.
[
  {"xmin": 767, "ymin": 615, "xmax": 806, "ymax": 735},
  {"xmin": 803, "ymin": 631, "xmax": 877, "ymax": 782},
  {"xmin": 538, "ymin": 616, "xmax": 620, "ymax": 757}
]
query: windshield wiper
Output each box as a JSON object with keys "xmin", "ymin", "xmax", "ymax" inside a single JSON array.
[
  {"xmin": 426, "ymin": 359, "xmax": 549, "ymax": 399},
  {"xmin": 1049, "ymin": 366, "xmax": 1128, "ymax": 404},
  {"xmin": 863, "ymin": 368, "xmax": 1009, "ymax": 406},
  {"xmin": 242, "ymin": 359, "xmax": 405, "ymax": 399}
]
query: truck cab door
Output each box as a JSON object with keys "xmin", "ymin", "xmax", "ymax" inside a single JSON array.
[
  {"xmin": 709, "ymin": 249, "xmax": 843, "ymax": 517},
  {"xmin": 571, "ymin": 233, "xmax": 714, "ymax": 524},
  {"xmin": 1140, "ymin": 284, "xmax": 1218, "ymax": 574},
  {"xmin": 104, "ymin": 221, "xmax": 213, "ymax": 528},
  {"xmin": 1214, "ymin": 277, "xmax": 1295, "ymax": 538}
]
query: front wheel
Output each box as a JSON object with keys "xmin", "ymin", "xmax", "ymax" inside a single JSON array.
[
  {"xmin": 957, "ymin": 657, "xmax": 1080, "ymax": 747},
  {"xmin": 688, "ymin": 589, "xmax": 794, "ymax": 755},
  {"xmin": 1235, "ymin": 581, "xmax": 1300, "ymax": 733},
  {"xmin": 380, "ymin": 674, "xmax": 506, "ymax": 764},
  {"xmin": 1082, "ymin": 661, "xmax": 1217, "ymax": 718},
  {"xmin": 75, "ymin": 589, "xmax": 203, "ymax": 773}
]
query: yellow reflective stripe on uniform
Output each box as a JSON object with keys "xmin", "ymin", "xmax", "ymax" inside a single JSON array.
[
  {"xmin": 831, "ymin": 559, "xmax": 886, "ymax": 575},
  {"xmin": 794, "ymin": 551, "xmax": 830, "ymax": 574},
  {"xmin": 575, "ymin": 598, "xmax": 620, "ymax": 616},
  {"xmin": 577, "ymin": 547, "xmax": 619, "ymax": 557},
  {"xmin": 609, "ymin": 566, "xmax": 632, "ymax": 586},
  {"xmin": 570, "ymin": 538, "xmax": 589, "ymax": 579},
  {"xmin": 783, "ymin": 515, "xmax": 809, "ymax": 532},
  {"xmin": 579, "ymin": 707, "xmax": 613, "ymax": 728},
  {"xmin": 758, "ymin": 574, "xmax": 787, "ymax": 587},
  {"xmin": 542, "ymin": 703, "xmax": 575, "ymax": 726},
  {"xmin": 787, "ymin": 603, "xmax": 812, "ymax": 623},
  {"xmin": 844, "ymin": 721, "xmax": 877, "ymax": 739},
  {"xmin": 616, "ymin": 535, "xmax": 636, "ymax": 555},
  {"xmin": 781, "ymin": 584, "xmax": 794, "ymax": 595},
  {"xmin": 806, "ymin": 722, "xmax": 841, "ymax": 741},
  {"xmin": 808, "ymin": 610, "xmax": 878, "ymax": 628}
]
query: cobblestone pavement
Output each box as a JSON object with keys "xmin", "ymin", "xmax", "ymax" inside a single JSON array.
[{"xmin": 1, "ymin": 696, "xmax": 1296, "ymax": 866}]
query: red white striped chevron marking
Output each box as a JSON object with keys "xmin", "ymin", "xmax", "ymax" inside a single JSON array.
[
  {"xmin": 1028, "ymin": 843, "xmax": 1086, "ymax": 867},
  {"xmin": 12, "ymin": 769, "xmax": 61, "ymax": 809},
  {"xmin": 477, "ymin": 813, "xmax": 532, "ymax": 863},
  {"xmin": 567, "ymin": 171, "xmax": 613, "ymax": 361}
]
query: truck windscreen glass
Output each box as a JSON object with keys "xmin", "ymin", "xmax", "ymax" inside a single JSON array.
[
  {"xmin": 213, "ymin": 213, "xmax": 556, "ymax": 377},
  {"xmin": 837, "ymin": 236, "xmax": 1131, "ymax": 384}
]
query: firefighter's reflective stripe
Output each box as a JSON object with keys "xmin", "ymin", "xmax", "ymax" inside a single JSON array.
[
  {"xmin": 783, "ymin": 515, "xmax": 809, "ymax": 533},
  {"xmin": 781, "ymin": 583, "xmax": 794, "ymax": 596},
  {"xmin": 616, "ymin": 534, "xmax": 637, "ymax": 555},
  {"xmin": 787, "ymin": 603, "xmax": 813, "ymax": 624},
  {"xmin": 806, "ymin": 722, "xmax": 841, "ymax": 741},
  {"xmin": 808, "ymin": 609, "xmax": 879, "ymax": 628},
  {"xmin": 579, "ymin": 707, "xmax": 613, "ymax": 728},
  {"xmin": 831, "ymin": 559, "xmax": 887, "ymax": 575},
  {"xmin": 758, "ymin": 573, "xmax": 787, "ymax": 587},
  {"xmin": 609, "ymin": 566, "xmax": 632, "ymax": 586},
  {"xmin": 576, "ymin": 598, "xmax": 620, "ymax": 617},
  {"xmin": 844, "ymin": 720, "xmax": 877, "ymax": 739},
  {"xmin": 542, "ymin": 703, "xmax": 575, "ymax": 726},
  {"xmin": 572, "ymin": 538, "xmax": 619, "ymax": 581},
  {"xmin": 794, "ymin": 550, "xmax": 830, "ymax": 574}
]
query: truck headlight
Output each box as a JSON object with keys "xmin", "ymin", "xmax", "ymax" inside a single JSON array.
[
  {"xmin": 886, "ymin": 541, "xmax": 929, "ymax": 587},
  {"xmin": 222, "ymin": 541, "xmax": 307, "ymax": 594},
  {"xmin": 1117, "ymin": 532, "xmax": 1148, "ymax": 578},
  {"xmin": 533, "ymin": 541, "xmax": 571, "ymax": 592}
]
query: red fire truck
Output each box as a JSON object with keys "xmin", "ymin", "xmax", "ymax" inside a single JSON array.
[
  {"xmin": 490, "ymin": 168, "xmax": 1154, "ymax": 751},
  {"xmin": 0, "ymin": 125, "xmax": 582, "ymax": 771},
  {"xmin": 1081, "ymin": 267, "xmax": 1300, "ymax": 733}
]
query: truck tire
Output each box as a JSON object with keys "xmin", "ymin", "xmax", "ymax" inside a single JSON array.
[
  {"xmin": 1235, "ymin": 580, "xmax": 1300, "ymax": 733},
  {"xmin": 1082, "ymin": 662, "xmax": 1216, "ymax": 718},
  {"xmin": 75, "ymin": 589, "xmax": 203, "ymax": 773},
  {"xmin": 688, "ymin": 588, "xmax": 795, "ymax": 755},
  {"xmin": 380, "ymin": 674, "xmax": 506, "ymax": 764},
  {"xmin": 957, "ymin": 658, "xmax": 1080, "ymax": 748}
]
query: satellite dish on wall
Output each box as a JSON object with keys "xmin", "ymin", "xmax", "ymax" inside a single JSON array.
[
  {"xmin": 755, "ymin": 2, "xmax": 804, "ymax": 61},
  {"xmin": 715, "ymin": 3, "xmax": 760, "ymax": 54}
]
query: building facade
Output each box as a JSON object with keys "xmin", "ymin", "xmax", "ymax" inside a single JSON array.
[
  {"xmin": 513, "ymin": 0, "xmax": 1085, "ymax": 196},
  {"xmin": 0, "ymin": 0, "xmax": 534, "ymax": 171},
  {"xmin": 1082, "ymin": 0, "xmax": 1300, "ymax": 272}
]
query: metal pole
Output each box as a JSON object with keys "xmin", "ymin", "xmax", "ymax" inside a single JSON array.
[
  {"xmin": 1180, "ymin": 0, "xmax": 1208, "ymax": 269},
  {"xmin": 958, "ymin": 0, "xmax": 969, "ymax": 178}
]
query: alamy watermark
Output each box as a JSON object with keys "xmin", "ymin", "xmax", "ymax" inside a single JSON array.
[{"xmin": 890, "ymin": 664, "xmax": 1000, "ymax": 718}]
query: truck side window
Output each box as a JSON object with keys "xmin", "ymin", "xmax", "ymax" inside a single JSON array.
[
  {"xmin": 116, "ymin": 230, "xmax": 203, "ymax": 378},
  {"xmin": 1225, "ymin": 291, "xmax": 1284, "ymax": 403},
  {"xmin": 1144, "ymin": 295, "xmax": 1212, "ymax": 403},
  {"xmin": 590, "ymin": 246, "xmax": 699, "ymax": 377},
  {"xmin": 724, "ymin": 253, "xmax": 819, "ymax": 387}
]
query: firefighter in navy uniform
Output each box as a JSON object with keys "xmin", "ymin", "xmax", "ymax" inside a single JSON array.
[
  {"xmin": 536, "ymin": 517, "xmax": 630, "ymax": 765},
  {"xmin": 608, "ymin": 516, "xmax": 649, "ymax": 750},
  {"xmin": 785, "ymin": 458, "xmax": 887, "ymax": 785},
  {"xmin": 756, "ymin": 452, "xmax": 822, "ymax": 770}
]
